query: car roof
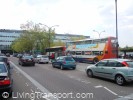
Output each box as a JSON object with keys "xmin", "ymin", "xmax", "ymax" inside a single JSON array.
[
  {"xmin": 0, "ymin": 56, "xmax": 7, "ymax": 58},
  {"xmin": 102, "ymin": 58, "xmax": 131, "ymax": 62},
  {"xmin": 0, "ymin": 62, "xmax": 5, "ymax": 64}
]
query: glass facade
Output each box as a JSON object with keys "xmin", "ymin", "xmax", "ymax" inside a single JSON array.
[{"xmin": 0, "ymin": 29, "xmax": 21, "ymax": 51}]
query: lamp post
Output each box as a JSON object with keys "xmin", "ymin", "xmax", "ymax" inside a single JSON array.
[
  {"xmin": 93, "ymin": 30, "xmax": 105, "ymax": 38},
  {"xmin": 39, "ymin": 23, "xmax": 59, "ymax": 58},
  {"xmin": 115, "ymin": 0, "xmax": 119, "ymax": 58}
]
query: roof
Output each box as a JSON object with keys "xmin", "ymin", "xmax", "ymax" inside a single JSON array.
[
  {"xmin": 67, "ymin": 36, "xmax": 116, "ymax": 43},
  {"xmin": 0, "ymin": 62, "xmax": 5, "ymax": 64},
  {"xmin": 102, "ymin": 58, "xmax": 131, "ymax": 62},
  {"xmin": 0, "ymin": 56, "xmax": 7, "ymax": 58}
]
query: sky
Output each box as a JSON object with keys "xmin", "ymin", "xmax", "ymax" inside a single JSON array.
[{"xmin": 0, "ymin": 0, "xmax": 133, "ymax": 47}]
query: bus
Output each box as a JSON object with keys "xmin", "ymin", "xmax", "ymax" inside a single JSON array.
[
  {"xmin": 66, "ymin": 36, "xmax": 117, "ymax": 63},
  {"xmin": 45, "ymin": 46, "xmax": 66, "ymax": 59}
]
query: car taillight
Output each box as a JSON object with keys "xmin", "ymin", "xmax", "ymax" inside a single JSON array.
[
  {"xmin": 122, "ymin": 61, "xmax": 129, "ymax": 67},
  {"xmin": 0, "ymin": 77, "xmax": 11, "ymax": 85}
]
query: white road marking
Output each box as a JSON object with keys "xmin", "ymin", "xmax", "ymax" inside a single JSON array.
[
  {"xmin": 118, "ymin": 96, "xmax": 123, "ymax": 98},
  {"xmin": 10, "ymin": 61, "xmax": 59, "ymax": 100},
  {"xmin": 104, "ymin": 87, "xmax": 118, "ymax": 96},
  {"xmin": 115, "ymin": 93, "xmax": 133, "ymax": 100},
  {"xmin": 94, "ymin": 85, "xmax": 103, "ymax": 88}
]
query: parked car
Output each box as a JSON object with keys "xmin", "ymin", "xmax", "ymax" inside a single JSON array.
[
  {"xmin": 17, "ymin": 54, "xmax": 23, "ymax": 58},
  {"xmin": 18, "ymin": 55, "xmax": 35, "ymax": 66},
  {"xmin": 0, "ymin": 62, "xmax": 13, "ymax": 98},
  {"xmin": 52, "ymin": 56, "xmax": 76, "ymax": 70},
  {"xmin": 0, "ymin": 56, "xmax": 10, "ymax": 68},
  {"xmin": 6, "ymin": 53, "xmax": 10, "ymax": 57},
  {"xmin": 86, "ymin": 58, "xmax": 133, "ymax": 85},
  {"xmin": 0, "ymin": 53, "xmax": 5, "ymax": 56},
  {"xmin": 13, "ymin": 53, "xmax": 18, "ymax": 57},
  {"xmin": 35, "ymin": 55, "xmax": 49, "ymax": 64}
]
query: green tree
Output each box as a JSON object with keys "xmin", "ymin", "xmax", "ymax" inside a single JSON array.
[{"xmin": 11, "ymin": 21, "xmax": 55, "ymax": 54}]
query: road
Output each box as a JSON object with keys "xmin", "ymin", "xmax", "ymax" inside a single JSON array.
[{"xmin": 5, "ymin": 57, "xmax": 133, "ymax": 100}]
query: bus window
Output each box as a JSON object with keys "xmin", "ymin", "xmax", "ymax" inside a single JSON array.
[
  {"xmin": 82, "ymin": 51, "xmax": 85, "ymax": 55},
  {"xmin": 76, "ymin": 51, "xmax": 82, "ymax": 55},
  {"xmin": 93, "ymin": 51, "xmax": 100, "ymax": 55},
  {"xmin": 100, "ymin": 51, "xmax": 103, "ymax": 55},
  {"xmin": 71, "ymin": 51, "xmax": 75, "ymax": 55},
  {"xmin": 84, "ymin": 51, "xmax": 92, "ymax": 55}
]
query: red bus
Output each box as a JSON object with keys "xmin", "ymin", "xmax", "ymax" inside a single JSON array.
[{"xmin": 66, "ymin": 36, "xmax": 117, "ymax": 63}]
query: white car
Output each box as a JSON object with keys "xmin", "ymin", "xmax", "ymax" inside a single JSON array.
[{"xmin": 36, "ymin": 55, "xmax": 49, "ymax": 64}]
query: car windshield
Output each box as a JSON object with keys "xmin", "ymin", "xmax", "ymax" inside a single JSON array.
[
  {"xmin": 0, "ymin": 64, "xmax": 7, "ymax": 73},
  {"xmin": 0, "ymin": 57, "xmax": 7, "ymax": 62},
  {"xmin": 65, "ymin": 57, "xmax": 74, "ymax": 61},
  {"xmin": 24, "ymin": 56, "xmax": 33, "ymax": 59},
  {"xmin": 126, "ymin": 61, "xmax": 133, "ymax": 68}
]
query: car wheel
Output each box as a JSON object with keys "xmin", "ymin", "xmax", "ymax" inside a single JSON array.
[
  {"xmin": 115, "ymin": 75, "xmax": 125, "ymax": 86},
  {"xmin": 60, "ymin": 65, "xmax": 64, "ymax": 70},
  {"xmin": 21, "ymin": 62, "xmax": 24, "ymax": 66},
  {"xmin": 87, "ymin": 70, "xmax": 93, "ymax": 78}
]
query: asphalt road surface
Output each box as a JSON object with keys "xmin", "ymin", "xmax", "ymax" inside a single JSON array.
[{"xmin": 5, "ymin": 57, "xmax": 133, "ymax": 100}]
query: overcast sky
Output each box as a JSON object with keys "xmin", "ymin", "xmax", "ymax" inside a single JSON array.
[{"xmin": 0, "ymin": 0, "xmax": 133, "ymax": 47}]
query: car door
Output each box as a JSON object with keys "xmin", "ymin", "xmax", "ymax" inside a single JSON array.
[
  {"xmin": 93, "ymin": 60, "xmax": 108, "ymax": 77},
  {"xmin": 103, "ymin": 60, "xmax": 118, "ymax": 79},
  {"xmin": 53, "ymin": 57, "xmax": 60, "ymax": 67}
]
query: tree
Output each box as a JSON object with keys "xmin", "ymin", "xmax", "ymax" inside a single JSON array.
[{"xmin": 11, "ymin": 21, "xmax": 55, "ymax": 54}]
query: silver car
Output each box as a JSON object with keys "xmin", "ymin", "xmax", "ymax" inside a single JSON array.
[
  {"xmin": 86, "ymin": 59, "xmax": 133, "ymax": 85},
  {"xmin": 35, "ymin": 55, "xmax": 49, "ymax": 64}
]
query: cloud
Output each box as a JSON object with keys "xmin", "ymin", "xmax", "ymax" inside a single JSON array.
[{"xmin": 0, "ymin": 0, "xmax": 133, "ymax": 47}]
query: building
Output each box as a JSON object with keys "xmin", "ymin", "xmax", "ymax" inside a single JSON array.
[
  {"xmin": 0, "ymin": 29, "xmax": 22, "ymax": 54},
  {"xmin": 0, "ymin": 29, "xmax": 90, "ymax": 54},
  {"xmin": 55, "ymin": 33, "xmax": 90, "ymax": 42}
]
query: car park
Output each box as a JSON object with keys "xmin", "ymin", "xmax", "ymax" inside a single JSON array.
[
  {"xmin": 35, "ymin": 55, "xmax": 49, "ymax": 64},
  {"xmin": 86, "ymin": 58, "xmax": 133, "ymax": 85},
  {"xmin": 0, "ymin": 62, "xmax": 13, "ymax": 98},
  {"xmin": 18, "ymin": 55, "xmax": 35, "ymax": 66},
  {"xmin": 52, "ymin": 56, "xmax": 76, "ymax": 70}
]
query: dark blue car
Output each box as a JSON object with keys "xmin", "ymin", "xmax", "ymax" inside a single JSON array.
[{"xmin": 52, "ymin": 56, "xmax": 76, "ymax": 70}]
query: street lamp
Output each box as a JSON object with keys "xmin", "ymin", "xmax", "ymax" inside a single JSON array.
[
  {"xmin": 39, "ymin": 23, "xmax": 59, "ymax": 58},
  {"xmin": 93, "ymin": 30, "xmax": 105, "ymax": 38},
  {"xmin": 115, "ymin": 0, "xmax": 119, "ymax": 58}
]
